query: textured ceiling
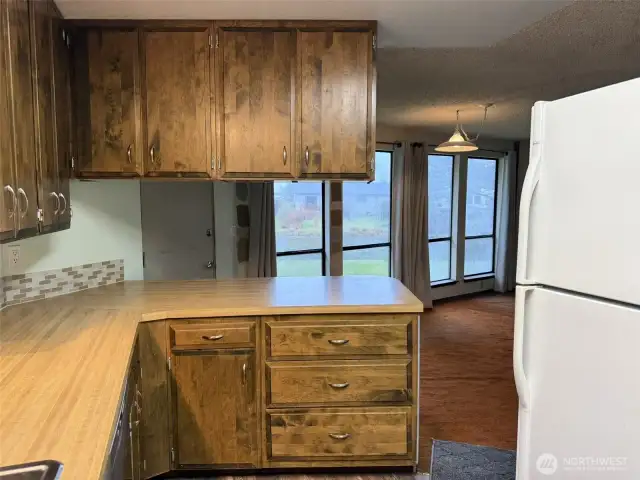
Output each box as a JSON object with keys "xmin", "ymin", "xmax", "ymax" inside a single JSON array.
[
  {"xmin": 56, "ymin": 0, "xmax": 569, "ymax": 48},
  {"xmin": 378, "ymin": 0, "xmax": 640, "ymax": 139}
]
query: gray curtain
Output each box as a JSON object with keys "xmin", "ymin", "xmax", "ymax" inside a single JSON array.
[
  {"xmin": 494, "ymin": 150, "xmax": 518, "ymax": 292},
  {"xmin": 391, "ymin": 143, "xmax": 433, "ymax": 308},
  {"xmin": 247, "ymin": 182, "xmax": 277, "ymax": 277}
]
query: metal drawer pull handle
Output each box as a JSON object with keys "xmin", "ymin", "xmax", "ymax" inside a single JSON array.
[
  {"xmin": 127, "ymin": 144, "xmax": 133, "ymax": 163},
  {"xmin": 328, "ymin": 339, "xmax": 349, "ymax": 346},
  {"xmin": 329, "ymin": 382, "xmax": 349, "ymax": 389},
  {"xmin": 202, "ymin": 334, "xmax": 224, "ymax": 341},
  {"xmin": 283, "ymin": 146, "xmax": 287, "ymax": 165},
  {"xmin": 329, "ymin": 433, "xmax": 351, "ymax": 440},
  {"xmin": 4, "ymin": 185, "xmax": 17, "ymax": 219},
  {"xmin": 17, "ymin": 188, "xmax": 28, "ymax": 218},
  {"xmin": 49, "ymin": 192, "xmax": 60, "ymax": 215},
  {"xmin": 150, "ymin": 145, "xmax": 156, "ymax": 166},
  {"xmin": 304, "ymin": 146, "xmax": 310, "ymax": 166},
  {"xmin": 242, "ymin": 363, "xmax": 247, "ymax": 385},
  {"xmin": 59, "ymin": 193, "xmax": 67, "ymax": 215}
]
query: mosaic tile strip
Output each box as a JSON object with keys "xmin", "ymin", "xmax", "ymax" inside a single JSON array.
[{"xmin": 1, "ymin": 259, "xmax": 124, "ymax": 309}]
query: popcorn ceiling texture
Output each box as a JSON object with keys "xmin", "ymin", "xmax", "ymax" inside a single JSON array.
[
  {"xmin": 0, "ymin": 259, "xmax": 124, "ymax": 309},
  {"xmin": 377, "ymin": 0, "xmax": 640, "ymax": 140}
]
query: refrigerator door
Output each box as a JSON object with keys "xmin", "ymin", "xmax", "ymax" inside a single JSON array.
[
  {"xmin": 514, "ymin": 286, "xmax": 640, "ymax": 479},
  {"xmin": 516, "ymin": 77, "xmax": 640, "ymax": 306}
]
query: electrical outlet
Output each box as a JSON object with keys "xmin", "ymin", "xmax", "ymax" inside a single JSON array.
[{"xmin": 6, "ymin": 244, "xmax": 20, "ymax": 273}]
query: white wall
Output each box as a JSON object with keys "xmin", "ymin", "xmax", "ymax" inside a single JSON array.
[
  {"xmin": 213, "ymin": 182, "xmax": 239, "ymax": 279},
  {"xmin": 1, "ymin": 180, "xmax": 144, "ymax": 280}
]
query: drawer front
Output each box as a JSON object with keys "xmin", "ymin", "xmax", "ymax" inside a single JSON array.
[
  {"xmin": 268, "ymin": 408, "xmax": 411, "ymax": 459},
  {"xmin": 267, "ymin": 360, "xmax": 411, "ymax": 406},
  {"xmin": 267, "ymin": 318, "xmax": 411, "ymax": 357},
  {"xmin": 171, "ymin": 322, "xmax": 255, "ymax": 350}
]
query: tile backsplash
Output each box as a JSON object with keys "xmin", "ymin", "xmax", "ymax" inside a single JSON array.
[{"xmin": 1, "ymin": 259, "xmax": 124, "ymax": 309}]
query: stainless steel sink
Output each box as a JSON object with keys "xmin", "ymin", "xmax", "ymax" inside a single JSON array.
[{"xmin": 0, "ymin": 461, "xmax": 62, "ymax": 480}]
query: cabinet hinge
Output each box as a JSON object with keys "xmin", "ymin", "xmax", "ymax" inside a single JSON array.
[
  {"xmin": 167, "ymin": 356, "xmax": 171, "ymax": 371},
  {"xmin": 170, "ymin": 447, "xmax": 175, "ymax": 464}
]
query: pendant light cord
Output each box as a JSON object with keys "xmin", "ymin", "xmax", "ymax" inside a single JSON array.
[{"xmin": 460, "ymin": 106, "xmax": 489, "ymax": 142}]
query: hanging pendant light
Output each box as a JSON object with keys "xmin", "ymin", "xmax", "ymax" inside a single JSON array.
[{"xmin": 435, "ymin": 106, "xmax": 491, "ymax": 153}]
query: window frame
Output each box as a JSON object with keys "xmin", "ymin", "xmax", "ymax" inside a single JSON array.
[
  {"xmin": 342, "ymin": 148, "xmax": 393, "ymax": 276},
  {"xmin": 427, "ymin": 153, "xmax": 456, "ymax": 283},
  {"xmin": 275, "ymin": 182, "xmax": 327, "ymax": 276},
  {"xmin": 463, "ymin": 156, "xmax": 500, "ymax": 279}
]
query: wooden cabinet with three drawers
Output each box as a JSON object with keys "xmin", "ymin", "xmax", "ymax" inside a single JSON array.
[
  {"xmin": 143, "ymin": 313, "xmax": 419, "ymax": 477},
  {"xmin": 263, "ymin": 314, "xmax": 418, "ymax": 468}
]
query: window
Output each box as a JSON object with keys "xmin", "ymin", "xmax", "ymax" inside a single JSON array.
[
  {"xmin": 275, "ymin": 182, "xmax": 325, "ymax": 276},
  {"xmin": 427, "ymin": 154, "xmax": 454, "ymax": 282},
  {"xmin": 464, "ymin": 157, "xmax": 498, "ymax": 277},
  {"xmin": 342, "ymin": 151, "xmax": 392, "ymax": 275}
]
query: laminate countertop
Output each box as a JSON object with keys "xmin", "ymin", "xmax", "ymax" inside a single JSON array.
[{"xmin": 0, "ymin": 276, "xmax": 422, "ymax": 479}]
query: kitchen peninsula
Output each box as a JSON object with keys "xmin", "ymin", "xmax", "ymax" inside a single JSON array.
[{"xmin": 0, "ymin": 276, "xmax": 422, "ymax": 479}]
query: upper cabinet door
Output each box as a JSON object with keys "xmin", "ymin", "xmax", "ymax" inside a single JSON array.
[
  {"xmin": 4, "ymin": 0, "xmax": 38, "ymax": 234},
  {"xmin": 74, "ymin": 28, "xmax": 143, "ymax": 177},
  {"xmin": 0, "ymin": 3, "xmax": 16, "ymax": 238},
  {"xmin": 298, "ymin": 29, "xmax": 375, "ymax": 180},
  {"xmin": 217, "ymin": 27, "xmax": 296, "ymax": 179},
  {"xmin": 144, "ymin": 27, "xmax": 213, "ymax": 178},
  {"xmin": 30, "ymin": 0, "xmax": 58, "ymax": 229},
  {"xmin": 52, "ymin": 15, "xmax": 72, "ymax": 226}
]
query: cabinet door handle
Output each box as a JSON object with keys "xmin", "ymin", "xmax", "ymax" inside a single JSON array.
[
  {"xmin": 59, "ymin": 193, "xmax": 67, "ymax": 216},
  {"xmin": 202, "ymin": 334, "xmax": 224, "ymax": 341},
  {"xmin": 328, "ymin": 339, "xmax": 349, "ymax": 346},
  {"xmin": 329, "ymin": 382, "xmax": 349, "ymax": 389},
  {"xmin": 4, "ymin": 185, "xmax": 17, "ymax": 219},
  {"xmin": 127, "ymin": 144, "xmax": 133, "ymax": 164},
  {"xmin": 328, "ymin": 432, "xmax": 351, "ymax": 440},
  {"xmin": 17, "ymin": 188, "xmax": 28, "ymax": 219},
  {"xmin": 150, "ymin": 145, "xmax": 156, "ymax": 167},
  {"xmin": 242, "ymin": 363, "xmax": 247, "ymax": 385},
  {"xmin": 283, "ymin": 146, "xmax": 287, "ymax": 165},
  {"xmin": 49, "ymin": 192, "xmax": 60, "ymax": 215},
  {"xmin": 304, "ymin": 146, "xmax": 310, "ymax": 166}
]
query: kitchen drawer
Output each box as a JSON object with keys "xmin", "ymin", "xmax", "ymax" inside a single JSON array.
[
  {"xmin": 267, "ymin": 408, "xmax": 412, "ymax": 459},
  {"xmin": 266, "ymin": 317, "xmax": 412, "ymax": 358},
  {"xmin": 267, "ymin": 359, "xmax": 411, "ymax": 406},
  {"xmin": 170, "ymin": 321, "xmax": 255, "ymax": 350}
]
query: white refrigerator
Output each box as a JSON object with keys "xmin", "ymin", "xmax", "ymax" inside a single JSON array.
[{"xmin": 515, "ymin": 77, "xmax": 640, "ymax": 479}]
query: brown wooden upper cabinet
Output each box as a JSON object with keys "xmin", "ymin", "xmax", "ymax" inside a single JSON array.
[
  {"xmin": 144, "ymin": 26, "xmax": 214, "ymax": 178},
  {"xmin": 298, "ymin": 29, "xmax": 375, "ymax": 180},
  {"xmin": 216, "ymin": 26, "xmax": 296, "ymax": 179},
  {"xmin": 74, "ymin": 27, "xmax": 143, "ymax": 177},
  {"xmin": 68, "ymin": 21, "xmax": 375, "ymax": 181},
  {"xmin": 1, "ymin": 0, "xmax": 39, "ymax": 239},
  {"xmin": 171, "ymin": 349, "xmax": 258, "ymax": 467},
  {"xmin": 0, "ymin": 2, "xmax": 16, "ymax": 240},
  {"xmin": 52, "ymin": 13, "xmax": 72, "ymax": 227},
  {"xmin": 1, "ymin": 0, "xmax": 72, "ymax": 243}
]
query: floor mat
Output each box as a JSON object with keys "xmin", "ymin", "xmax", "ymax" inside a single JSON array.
[{"xmin": 430, "ymin": 440, "xmax": 516, "ymax": 480}]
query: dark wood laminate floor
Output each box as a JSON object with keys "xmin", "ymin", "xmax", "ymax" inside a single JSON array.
[{"xmin": 418, "ymin": 293, "xmax": 518, "ymax": 471}]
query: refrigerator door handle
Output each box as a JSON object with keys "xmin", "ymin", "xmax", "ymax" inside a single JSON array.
[
  {"xmin": 514, "ymin": 286, "xmax": 533, "ymax": 411},
  {"xmin": 516, "ymin": 145, "xmax": 542, "ymax": 285}
]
